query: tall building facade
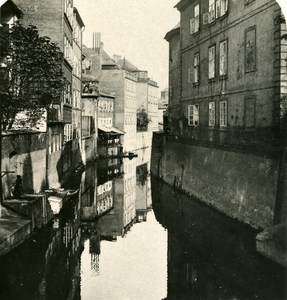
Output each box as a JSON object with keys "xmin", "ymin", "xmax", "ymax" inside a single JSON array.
[
  {"xmin": 159, "ymin": 0, "xmax": 287, "ymax": 228},
  {"xmin": 14, "ymin": 0, "xmax": 85, "ymax": 187},
  {"xmin": 166, "ymin": 0, "xmax": 287, "ymax": 150}
]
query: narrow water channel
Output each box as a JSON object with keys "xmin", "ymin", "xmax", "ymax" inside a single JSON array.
[{"xmin": 0, "ymin": 151, "xmax": 286, "ymax": 300}]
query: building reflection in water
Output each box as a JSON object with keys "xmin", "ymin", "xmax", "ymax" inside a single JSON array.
[
  {"xmin": 152, "ymin": 178, "xmax": 286, "ymax": 300},
  {"xmin": 0, "ymin": 146, "xmax": 285, "ymax": 300},
  {"xmin": 0, "ymin": 189, "xmax": 83, "ymax": 300}
]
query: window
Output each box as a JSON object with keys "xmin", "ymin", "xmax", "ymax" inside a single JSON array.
[
  {"xmin": 245, "ymin": 27, "xmax": 256, "ymax": 73},
  {"xmin": 49, "ymin": 133, "xmax": 62, "ymax": 153},
  {"xmin": 209, "ymin": 0, "xmax": 215, "ymax": 23},
  {"xmin": 194, "ymin": 4, "xmax": 200, "ymax": 32},
  {"xmin": 219, "ymin": 40, "xmax": 228, "ymax": 76},
  {"xmin": 64, "ymin": 81, "xmax": 72, "ymax": 104},
  {"xmin": 82, "ymin": 116, "xmax": 95, "ymax": 137},
  {"xmin": 64, "ymin": 124, "xmax": 73, "ymax": 142},
  {"xmin": 194, "ymin": 53, "xmax": 200, "ymax": 83},
  {"xmin": 190, "ymin": 4, "xmax": 200, "ymax": 34},
  {"xmin": 220, "ymin": 0, "xmax": 228, "ymax": 16},
  {"xmin": 209, "ymin": 102, "xmax": 216, "ymax": 126},
  {"xmin": 188, "ymin": 104, "xmax": 199, "ymax": 126},
  {"xmin": 216, "ymin": 0, "xmax": 228, "ymax": 18},
  {"xmin": 188, "ymin": 67, "xmax": 192, "ymax": 83},
  {"xmin": 219, "ymin": 101, "xmax": 227, "ymax": 127},
  {"xmin": 208, "ymin": 46, "xmax": 216, "ymax": 79}
]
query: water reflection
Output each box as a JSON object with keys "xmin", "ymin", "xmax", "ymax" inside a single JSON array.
[
  {"xmin": 152, "ymin": 178, "xmax": 286, "ymax": 300},
  {"xmin": 0, "ymin": 147, "xmax": 286, "ymax": 300}
]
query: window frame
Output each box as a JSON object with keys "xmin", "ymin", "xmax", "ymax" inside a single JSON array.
[
  {"xmin": 188, "ymin": 104, "xmax": 199, "ymax": 127},
  {"xmin": 208, "ymin": 102, "xmax": 216, "ymax": 127},
  {"xmin": 190, "ymin": 3, "xmax": 200, "ymax": 34},
  {"xmin": 219, "ymin": 39, "xmax": 228, "ymax": 77},
  {"xmin": 219, "ymin": 100, "xmax": 228, "ymax": 127},
  {"xmin": 193, "ymin": 52, "xmax": 200, "ymax": 84},
  {"xmin": 208, "ymin": 45, "xmax": 216, "ymax": 79},
  {"xmin": 209, "ymin": 0, "xmax": 216, "ymax": 23}
]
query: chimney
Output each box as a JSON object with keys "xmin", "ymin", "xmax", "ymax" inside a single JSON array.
[
  {"xmin": 93, "ymin": 32, "xmax": 101, "ymax": 53},
  {"xmin": 113, "ymin": 54, "xmax": 121, "ymax": 63}
]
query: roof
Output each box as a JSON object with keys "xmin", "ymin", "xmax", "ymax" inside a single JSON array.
[
  {"xmin": 175, "ymin": 0, "xmax": 191, "ymax": 11},
  {"xmin": 73, "ymin": 7, "xmax": 85, "ymax": 28},
  {"xmin": 99, "ymin": 91, "xmax": 115, "ymax": 99},
  {"xmin": 98, "ymin": 125, "xmax": 125, "ymax": 135},
  {"xmin": 0, "ymin": 0, "xmax": 21, "ymax": 18},
  {"xmin": 117, "ymin": 58, "xmax": 139, "ymax": 72},
  {"xmin": 102, "ymin": 50, "xmax": 118, "ymax": 66},
  {"xmin": 164, "ymin": 22, "xmax": 180, "ymax": 41}
]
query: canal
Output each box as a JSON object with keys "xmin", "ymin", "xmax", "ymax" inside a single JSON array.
[{"xmin": 0, "ymin": 150, "xmax": 286, "ymax": 300}]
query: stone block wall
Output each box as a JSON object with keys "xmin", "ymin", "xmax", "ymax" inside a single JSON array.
[{"xmin": 151, "ymin": 134, "xmax": 280, "ymax": 229}]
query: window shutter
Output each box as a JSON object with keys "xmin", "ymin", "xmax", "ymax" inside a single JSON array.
[{"xmin": 203, "ymin": 13, "xmax": 209, "ymax": 24}]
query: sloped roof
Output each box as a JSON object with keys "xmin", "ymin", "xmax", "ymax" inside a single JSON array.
[
  {"xmin": 0, "ymin": 0, "xmax": 21, "ymax": 17},
  {"xmin": 117, "ymin": 58, "xmax": 138, "ymax": 71},
  {"xmin": 102, "ymin": 50, "xmax": 117, "ymax": 66},
  {"xmin": 164, "ymin": 22, "xmax": 180, "ymax": 41}
]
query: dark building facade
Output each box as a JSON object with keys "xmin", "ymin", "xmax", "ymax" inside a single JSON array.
[
  {"xmin": 166, "ymin": 0, "xmax": 287, "ymax": 151},
  {"xmin": 155, "ymin": 0, "xmax": 287, "ymax": 229}
]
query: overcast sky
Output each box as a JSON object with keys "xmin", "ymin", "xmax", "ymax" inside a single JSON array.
[{"xmin": 74, "ymin": 0, "xmax": 287, "ymax": 94}]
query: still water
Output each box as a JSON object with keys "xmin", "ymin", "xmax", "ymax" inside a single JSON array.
[{"xmin": 0, "ymin": 149, "xmax": 286, "ymax": 300}]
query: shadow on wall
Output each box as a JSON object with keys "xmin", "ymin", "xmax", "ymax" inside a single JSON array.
[
  {"xmin": 56, "ymin": 139, "xmax": 84, "ymax": 187},
  {"xmin": 2, "ymin": 133, "xmax": 47, "ymax": 198}
]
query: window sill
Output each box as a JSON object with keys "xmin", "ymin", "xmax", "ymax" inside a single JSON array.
[
  {"xmin": 82, "ymin": 135, "xmax": 94, "ymax": 140},
  {"xmin": 208, "ymin": 78, "xmax": 216, "ymax": 83},
  {"xmin": 63, "ymin": 103, "xmax": 72, "ymax": 107},
  {"xmin": 218, "ymin": 12, "xmax": 229, "ymax": 20},
  {"xmin": 245, "ymin": 69, "xmax": 257, "ymax": 74},
  {"xmin": 219, "ymin": 75, "xmax": 227, "ymax": 80},
  {"xmin": 191, "ymin": 31, "xmax": 200, "ymax": 36},
  {"xmin": 218, "ymin": 126, "xmax": 228, "ymax": 131},
  {"xmin": 208, "ymin": 20, "xmax": 216, "ymax": 26},
  {"xmin": 193, "ymin": 82, "xmax": 200, "ymax": 87}
]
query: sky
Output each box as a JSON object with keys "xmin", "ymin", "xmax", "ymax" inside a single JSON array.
[{"xmin": 74, "ymin": 0, "xmax": 287, "ymax": 93}]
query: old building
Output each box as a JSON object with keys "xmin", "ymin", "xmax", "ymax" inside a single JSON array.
[
  {"xmin": 158, "ymin": 88, "xmax": 170, "ymax": 131},
  {"xmin": 158, "ymin": 0, "xmax": 287, "ymax": 229},
  {"xmin": 166, "ymin": 0, "xmax": 287, "ymax": 149},
  {"xmin": 14, "ymin": 0, "xmax": 85, "ymax": 187},
  {"xmin": 115, "ymin": 58, "xmax": 159, "ymax": 145},
  {"xmin": 99, "ymin": 57, "xmax": 138, "ymax": 152},
  {"xmin": 81, "ymin": 79, "xmax": 98, "ymax": 165}
]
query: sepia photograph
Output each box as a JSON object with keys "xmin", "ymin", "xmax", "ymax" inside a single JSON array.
[{"xmin": 0, "ymin": 0, "xmax": 286, "ymax": 299}]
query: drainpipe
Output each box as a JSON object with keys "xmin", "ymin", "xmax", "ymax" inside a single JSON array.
[{"xmin": 0, "ymin": 112, "xmax": 2, "ymax": 205}]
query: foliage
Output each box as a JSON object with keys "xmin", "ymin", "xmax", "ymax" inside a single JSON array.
[
  {"xmin": 137, "ymin": 107, "xmax": 150, "ymax": 132},
  {"xmin": 0, "ymin": 22, "xmax": 65, "ymax": 130}
]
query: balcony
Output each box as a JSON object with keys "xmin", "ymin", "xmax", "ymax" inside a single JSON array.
[{"xmin": 47, "ymin": 105, "xmax": 63, "ymax": 123}]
